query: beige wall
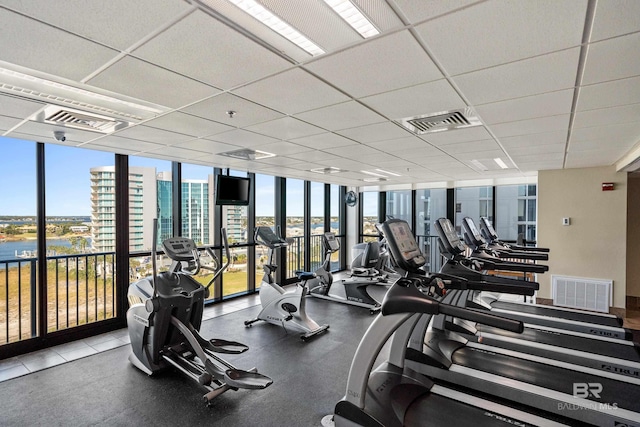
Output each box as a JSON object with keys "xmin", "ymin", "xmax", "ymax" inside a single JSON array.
[
  {"xmin": 538, "ymin": 166, "xmax": 627, "ymax": 308},
  {"xmin": 627, "ymin": 175, "xmax": 640, "ymax": 297}
]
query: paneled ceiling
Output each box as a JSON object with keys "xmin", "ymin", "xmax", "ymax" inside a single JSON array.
[{"xmin": 1, "ymin": 0, "xmax": 640, "ymax": 187}]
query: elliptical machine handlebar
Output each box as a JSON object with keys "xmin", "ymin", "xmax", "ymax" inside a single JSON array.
[{"xmin": 203, "ymin": 228, "xmax": 231, "ymax": 291}]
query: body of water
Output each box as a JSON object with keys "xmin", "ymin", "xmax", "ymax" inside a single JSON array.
[{"xmin": 0, "ymin": 238, "xmax": 91, "ymax": 262}]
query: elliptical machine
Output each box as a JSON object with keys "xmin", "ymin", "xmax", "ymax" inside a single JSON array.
[
  {"xmin": 244, "ymin": 226, "xmax": 329, "ymax": 341},
  {"xmin": 127, "ymin": 223, "xmax": 272, "ymax": 403},
  {"xmin": 307, "ymin": 232, "xmax": 384, "ymax": 314}
]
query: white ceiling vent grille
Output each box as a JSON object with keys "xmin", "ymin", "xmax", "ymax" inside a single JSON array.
[
  {"xmin": 397, "ymin": 108, "xmax": 482, "ymax": 135},
  {"xmin": 219, "ymin": 148, "xmax": 275, "ymax": 160},
  {"xmin": 310, "ymin": 167, "xmax": 344, "ymax": 174},
  {"xmin": 43, "ymin": 107, "xmax": 128, "ymax": 133}
]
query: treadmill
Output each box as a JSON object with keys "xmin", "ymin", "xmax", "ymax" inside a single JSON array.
[
  {"xmin": 331, "ymin": 227, "xmax": 575, "ymax": 426},
  {"xmin": 435, "ymin": 217, "xmax": 632, "ymax": 340},
  {"xmin": 378, "ymin": 219, "xmax": 640, "ymax": 427}
]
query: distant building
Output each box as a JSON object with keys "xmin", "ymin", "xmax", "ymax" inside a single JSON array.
[
  {"xmin": 69, "ymin": 225, "xmax": 89, "ymax": 233},
  {"xmin": 90, "ymin": 166, "xmax": 156, "ymax": 252}
]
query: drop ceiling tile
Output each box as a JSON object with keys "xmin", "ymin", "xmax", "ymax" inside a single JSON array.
[
  {"xmin": 114, "ymin": 124, "xmax": 194, "ymax": 145},
  {"xmin": 421, "ymin": 126, "xmax": 492, "ymax": 146},
  {"xmin": 253, "ymin": 140, "xmax": 314, "ymax": 156},
  {"xmin": 88, "ymin": 56, "xmax": 220, "ymax": 109},
  {"xmin": 205, "ymin": 129, "xmax": 278, "ymax": 147},
  {"xmin": 174, "ymin": 139, "xmax": 240, "ymax": 154},
  {"xmin": 7, "ymin": 120, "xmax": 101, "ymax": 144},
  {"xmin": 361, "ymin": 79, "xmax": 466, "ymax": 119},
  {"xmin": 286, "ymin": 150, "xmax": 341, "ymax": 163},
  {"xmin": 571, "ymin": 122, "xmax": 640, "ymax": 143},
  {"xmin": 0, "ymin": 8, "xmax": 119, "ymax": 81},
  {"xmin": 0, "ymin": 94, "xmax": 45, "ymax": 119},
  {"xmin": 577, "ymin": 76, "xmax": 640, "ymax": 111},
  {"xmin": 144, "ymin": 112, "xmax": 233, "ymax": 138},
  {"xmin": 582, "ymin": 33, "xmax": 640, "ymax": 85},
  {"xmin": 415, "ymin": 0, "xmax": 586, "ymax": 75},
  {"xmin": 80, "ymin": 142, "xmax": 140, "ymax": 155},
  {"xmin": 511, "ymin": 152, "xmax": 565, "ymax": 163},
  {"xmin": 565, "ymin": 149, "xmax": 620, "ymax": 167},
  {"xmin": 499, "ymin": 131, "xmax": 567, "ymax": 148},
  {"xmin": 517, "ymin": 160, "xmax": 564, "ymax": 171},
  {"xmin": 454, "ymin": 150, "xmax": 506, "ymax": 161},
  {"xmin": 245, "ymin": 117, "xmax": 324, "ymax": 140},
  {"xmin": 569, "ymin": 139, "xmax": 613, "ymax": 152},
  {"xmin": 590, "ymin": 0, "xmax": 640, "ymax": 42},
  {"xmin": 145, "ymin": 145, "xmax": 207, "ymax": 160},
  {"xmin": 504, "ymin": 142, "xmax": 565, "ymax": 156},
  {"xmin": 304, "ymin": 30, "xmax": 443, "ymax": 98},
  {"xmin": 182, "ymin": 93, "xmax": 284, "ymax": 128},
  {"xmin": 1, "ymin": 0, "xmax": 192, "ymax": 51},
  {"xmin": 290, "ymin": 132, "xmax": 358, "ymax": 150},
  {"xmin": 336, "ymin": 122, "xmax": 411, "ymax": 143},
  {"xmin": 81, "ymin": 134, "xmax": 165, "ymax": 153},
  {"xmin": 573, "ymin": 104, "xmax": 640, "ymax": 129},
  {"xmin": 391, "ymin": 0, "xmax": 480, "ymax": 24},
  {"xmin": 132, "ymin": 10, "xmax": 291, "ymax": 90},
  {"xmin": 253, "ymin": 156, "xmax": 307, "ymax": 168},
  {"xmin": 0, "ymin": 115, "xmax": 21, "ymax": 132},
  {"xmin": 452, "ymin": 48, "xmax": 580, "ymax": 105},
  {"xmin": 475, "ymin": 90, "xmax": 574, "ymax": 125},
  {"xmin": 295, "ymin": 101, "xmax": 385, "ymax": 131},
  {"xmin": 394, "ymin": 145, "xmax": 444, "ymax": 159},
  {"xmin": 324, "ymin": 144, "xmax": 380, "ymax": 159},
  {"xmin": 491, "ymin": 115, "xmax": 571, "ymax": 138},
  {"xmin": 233, "ymin": 68, "xmax": 350, "ymax": 115},
  {"xmin": 440, "ymin": 139, "xmax": 502, "ymax": 154},
  {"xmin": 364, "ymin": 136, "xmax": 433, "ymax": 152}
]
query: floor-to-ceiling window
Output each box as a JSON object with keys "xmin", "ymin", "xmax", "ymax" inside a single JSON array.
[
  {"xmin": 285, "ymin": 178, "xmax": 305, "ymax": 278},
  {"xmin": 46, "ymin": 145, "xmax": 116, "ymax": 333},
  {"xmin": 254, "ymin": 174, "xmax": 275, "ymax": 289},
  {"xmin": 220, "ymin": 170, "xmax": 249, "ymax": 298},
  {"xmin": 309, "ymin": 182, "xmax": 326, "ymax": 272},
  {"xmin": 361, "ymin": 191, "xmax": 380, "ymax": 242},
  {"xmin": 0, "ymin": 138, "xmax": 38, "ymax": 345},
  {"xmin": 454, "ymin": 186, "xmax": 493, "ymax": 234},
  {"xmin": 496, "ymin": 184, "xmax": 537, "ymax": 242},
  {"xmin": 415, "ymin": 188, "xmax": 447, "ymax": 271},
  {"xmin": 386, "ymin": 190, "xmax": 411, "ymax": 223},
  {"xmin": 329, "ymin": 184, "xmax": 342, "ymax": 271}
]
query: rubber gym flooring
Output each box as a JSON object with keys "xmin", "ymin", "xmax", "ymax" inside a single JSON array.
[{"xmin": 0, "ymin": 292, "xmax": 385, "ymax": 427}]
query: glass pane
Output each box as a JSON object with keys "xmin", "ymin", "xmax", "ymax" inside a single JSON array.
[
  {"xmin": 415, "ymin": 188, "xmax": 447, "ymax": 236},
  {"xmin": 255, "ymin": 174, "xmax": 274, "ymax": 289},
  {"xmin": 221, "ymin": 170, "xmax": 249, "ymax": 297},
  {"xmin": 528, "ymin": 184, "xmax": 537, "ymax": 196},
  {"xmin": 286, "ymin": 178, "xmax": 304, "ymax": 278},
  {"xmin": 181, "ymin": 164, "xmax": 213, "ymax": 246},
  {"xmin": 329, "ymin": 185, "xmax": 342, "ymax": 270},
  {"xmin": 496, "ymin": 184, "xmax": 537, "ymax": 242},
  {"xmin": 386, "ymin": 190, "xmax": 411, "ymax": 223},
  {"xmin": 128, "ymin": 157, "xmax": 172, "ymax": 252},
  {"xmin": 527, "ymin": 199, "xmax": 536, "ymax": 222},
  {"xmin": 46, "ymin": 145, "xmax": 116, "ymax": 332},
  {"xmin": 310, "ymin": 182, "xmax": 325, "ymax": 235},
  {"xmin": 518, "ymin": 199, "xmax": 526, "ymax": 221},
  {"xmin": 0, "ymin": 138, "xmax": 37, "ymax": 344},
  {"xmin": 361, "ymin": 191, "xmax": 379, "ymax": 237},
  {"xmin": 454, "ymin": 186, "xmax": 493, "ymax": 234}
]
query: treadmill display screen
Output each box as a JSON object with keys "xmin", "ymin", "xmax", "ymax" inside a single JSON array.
[{"xmin": 388, "ymin": 221, "xmax": 423, "ymax": 264}]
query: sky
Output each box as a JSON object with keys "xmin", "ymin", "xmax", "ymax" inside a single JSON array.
[{"xmin": 0, "ymin": 136, "xmax": 332, "ymax": 217}]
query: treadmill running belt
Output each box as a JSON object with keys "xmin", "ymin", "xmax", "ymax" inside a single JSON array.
[
  {"xmin": 451, "ymin": 347, "xmax": 639, "ymax": 411},
  {"xmin": 477, "ymin": 324, "xmax": 640, "ymax": 361},
  {"xmin": 490, "ymin": 301, "xmax": 622, "ymax": 327}
]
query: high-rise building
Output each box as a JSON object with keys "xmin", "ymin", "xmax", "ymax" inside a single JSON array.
[
  {"xmin": 90, "ymin": 166, "xmax": 156, "ymax": 252},
  {"xmin": 181, "ymin": 179, "xmax": 212, "ymax": 245},
  {"xmin": 156, "ymin": 171, "xmax": 173, "ymax": 245}
]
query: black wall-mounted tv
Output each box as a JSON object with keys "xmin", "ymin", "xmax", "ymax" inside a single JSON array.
[{"xmin": 215, "ymin": 175, "xmax": 251, "ymax": 206}]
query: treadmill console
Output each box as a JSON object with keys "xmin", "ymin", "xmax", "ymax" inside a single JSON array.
[
  {"xmin": 462, "ymin": 217, "xmax": 486, "ymax": 245},
  {"xmin": 380, "ymin": 219, "xmax": 425, "ymax": 272},
  {"xmin": 323, "ymin": 232, "xmax": 340, "ymax": 252},
  {"xmin": 162, "ymin": 237, "xmax": 198, "ymax": 261},
  {"xmin": 436, "ymin": 218, "xmax": 467, "ymax": 255},
  {"xmin": 255, "ymin": 226, "xmax": 287, "ymax": 248},
  {"xmin": 480, "ymin": 216, "xmax": 498, "ymax": 240}
]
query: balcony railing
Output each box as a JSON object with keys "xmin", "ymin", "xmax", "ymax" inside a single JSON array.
[{"xmin": 1, "ymin": 252, "xmax": 116, "ymax": 345}]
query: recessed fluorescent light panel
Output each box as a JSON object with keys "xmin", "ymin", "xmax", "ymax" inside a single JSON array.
[
  {"xmin": 470, "ymin": 159, "xmax": 488, "ymax": 171},
  {"xmin": 227, "ymin": 0, "xmax": 325, "ymax": 56},
  {"xmin": 494, "ymin": 158, "xmax": 509, "ymax": 169},
  {"xmin": 360, "ymin": 170, "xmax": 387, "ymax": 178},
  {"xmin": 323, "ymin": 0, "xmax": 379, "ymax": 38},
  {"xmin": 362, "ymin": 177, "xmax": 387, "ymax": 182},
  {"xmin": 375, "ymin": 168, "xmax": 401, "ymax": 177}
]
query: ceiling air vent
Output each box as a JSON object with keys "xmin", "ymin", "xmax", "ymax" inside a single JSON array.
[
  {"xmin": 397, "ymin": 108, "xmax": 481, "ymax": 135},
  {"xmin": 310, "ymin": 167, "xmax": 344, "ymax": 174},
  {"xmin": 219, "ymin": 148, "xmax": 275, "ymax": 160},
  {"xmin": 38, "ymin": 105, "xmax": 130, "ymax": 133}
]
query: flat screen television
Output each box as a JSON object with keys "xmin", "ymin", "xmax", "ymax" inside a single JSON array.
[{"xmin": 215, "ymin": 175, "xmax": 251, "ymax": 206}]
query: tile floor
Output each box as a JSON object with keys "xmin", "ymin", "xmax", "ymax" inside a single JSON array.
[{"xmin": 0, "ymin": 294, "xmax": 260, "ymax": 383}]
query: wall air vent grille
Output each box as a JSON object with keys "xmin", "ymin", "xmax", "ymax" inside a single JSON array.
[
  {"xmin": 397, "ymin": 108, "xmax": 482, "ymax": 135},
  {"xmin": 552, "ymin": 275, "xmax": 612, "ymax": 313}
]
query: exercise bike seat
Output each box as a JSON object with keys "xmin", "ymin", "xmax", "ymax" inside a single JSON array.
[
  {"xmin": 224, "ymin": 369, "xmax": 273, "ymax": 390},
  {"xmin": 295, "ymin": 271, "xmax": 316, "ymax": 281}
]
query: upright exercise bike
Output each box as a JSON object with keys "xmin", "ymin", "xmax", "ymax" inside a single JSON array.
[
  {"xmin": 245, "ymin": 226, "xmax": 329, "ymax": 341},
  {"xmin": 127, "ymin": 224, "xmax": 272, "ymax": 403}
]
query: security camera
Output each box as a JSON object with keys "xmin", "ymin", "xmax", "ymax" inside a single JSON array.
[{"xmin": 53, "ymin": 131, "xmax": 66, "ymax": 142}]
